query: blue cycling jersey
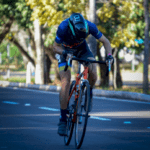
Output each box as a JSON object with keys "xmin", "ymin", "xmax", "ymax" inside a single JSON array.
[{"xmin": 55, "ymin": 18, "xmax": 103, "ymax": 49}]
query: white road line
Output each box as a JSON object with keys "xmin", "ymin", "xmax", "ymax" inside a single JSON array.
[
  {"xmin": 94, "ymin": 96, "xmax": 150, "ymax": 104},
  {"xmin": 7, "ymin": 87, "xmax": 59, "ymax": 95},
  {"xmin": 0, "ymin": 114, "xmax": 59, "ymax": 117},
  {"xmin": 0, "ymin": 127, "xmax": 57, "ymax": 130},
  {"xmin": 38, "ymin": 106, "xmax": 111, "ymax": 121}
]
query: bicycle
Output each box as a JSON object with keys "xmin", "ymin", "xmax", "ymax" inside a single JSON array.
[{"xmin": 63, "ymin": 55, "xmax": 111, "ymax": 149}]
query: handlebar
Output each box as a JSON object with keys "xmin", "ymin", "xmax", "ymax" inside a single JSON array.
[{"xmin": 64, "ymin": 56, "xmax": 111, "ymax": 76}]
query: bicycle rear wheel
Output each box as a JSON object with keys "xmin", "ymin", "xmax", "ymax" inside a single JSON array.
[
  {"xmin": 75, "ymin": 80, "xmax": 90, "ymax": 149},
  {"xmin": 64, "ymin": 80, "xmax": 76, "ymax": 145}
]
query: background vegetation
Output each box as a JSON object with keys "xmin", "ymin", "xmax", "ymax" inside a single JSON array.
[{"xmin": 0, "ymin": 0, "xmax": 149, "ymax": 94}]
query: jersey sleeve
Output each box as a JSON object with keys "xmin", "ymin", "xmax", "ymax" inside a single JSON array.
[
  {"xmin": 87, "ymin": 20, "xmax": 103, "ymax": 39},
  {"xmin": 55, "ymin": 26, "xmax": 64, "ymax": 44}
]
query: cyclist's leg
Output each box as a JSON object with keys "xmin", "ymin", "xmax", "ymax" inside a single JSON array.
[
  {"xmin": 77, "ymin": 41, "xmax": 97, "ymax": 88},
  {"xmin": 56, "ymin": 54, "xmax": 71, "ymax": 136},
  {"xmin": 77, "ymin": 41, "xmax": 97, "ymax": 111},
  {"xmin": 59, "ymin": 69, "xmax": 71, "ymax": 109}
]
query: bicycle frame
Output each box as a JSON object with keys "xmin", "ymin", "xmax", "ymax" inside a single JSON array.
[{"xmin": 67, "ymin": 65, "xmax": 89, "ymax": 123}]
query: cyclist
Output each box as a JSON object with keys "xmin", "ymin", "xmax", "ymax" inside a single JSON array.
[{"xmin": 53, "ymin": 13, "xmax": 114, "ymax": 136}]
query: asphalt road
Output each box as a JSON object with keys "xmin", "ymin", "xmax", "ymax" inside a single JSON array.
[{"xmin": 0, "ymin": 87, "xmax": 150, "ymax": 150}]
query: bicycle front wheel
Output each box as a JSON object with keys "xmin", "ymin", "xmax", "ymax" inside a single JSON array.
[
  {"xmin": 75, "ymin": 80, "xmax": 90, "ymax": 149},
  {"xmin": 64, "ymin": 80, "xmax": 76, "ymax": 145}
]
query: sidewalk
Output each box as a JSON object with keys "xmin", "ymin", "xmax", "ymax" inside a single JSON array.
[
  {"xmin": 1, "ymin": 71, "xmax": 150, "ymax": 87},
  {"xmin": 0, "ymin": 81, "xmax": 150, "ymax": 102}
]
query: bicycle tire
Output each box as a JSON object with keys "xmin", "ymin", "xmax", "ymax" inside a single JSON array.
[
  {"xmin": 64, "ymin": 80, "xmax": 76, "ymax": 145},
  {"xmin": 75, "ymin": 80, "xmax": 90, "ymax": 149}
]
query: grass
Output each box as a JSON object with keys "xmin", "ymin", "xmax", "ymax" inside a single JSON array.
[
  {"xmin": 0, "ymin": 76, "xmax": 35, "ymax": 84},
  {"xmin": 95, "ymin": 85, "xmax": 150, "ymax": 95}
]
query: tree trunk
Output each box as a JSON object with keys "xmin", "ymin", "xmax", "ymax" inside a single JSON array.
[
  {"xmin": 45, "ymin": 54, "xmax": 52, "ymax": 83},
  {"xmin": 34, "ymin": 19, "xmax": 44, "ymax": 85},
  {"xmin": 143, "ymin": 0, "xmax": 149, "ymax": 94},
  {"xmin": 45, "ymin": 47, "xmax": 60, "ymax": 83},
  {"xmin": 97, "ymin": 43, "xmax": 109, "ymax": 87},
  {"xmin": 112, "ymin": 48, "xmax": 123, "ymax": 89},
  {"xmin": 10, "ymin": 37, "xmax": 35, "ymax": 67},
  {"xmin": 88, "ymin": 0, "xmax": 97, "ymax": 57}
]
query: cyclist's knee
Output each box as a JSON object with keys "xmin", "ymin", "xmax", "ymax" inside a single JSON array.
[
  {"xmin": 88, "ymin": 64, "xmax": 97, "ymax": 87},
  {"xmin": 90, "ymin": 72, "xmax": 97, "ymax": 82},
  {"xmin": 89, "ymin": 64, "xmax": 97, "ymax": 78},
  {"xmin": 59, "ymin": 70, "xmax": 71, "ymax": 86}
]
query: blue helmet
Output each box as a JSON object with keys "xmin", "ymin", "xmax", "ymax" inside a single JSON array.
[{"xmin": 68, "ymin": 13, "xmax": 89, "ymax": 40}]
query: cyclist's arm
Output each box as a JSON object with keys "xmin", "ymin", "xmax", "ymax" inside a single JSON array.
[
  {"xmin": 53, "ymin": 41, "xmax": 64, "ymax": 55},
  {"xmin": 98, "ymin": 34, "xmax": 112, "ymax": 56},
  {"xmin": 87, "ymin": 20, "xmax": 112, "ymax": 56},
  {"xmin": 53, "ymin": 23, "xmax": 65, "ymax": 55}
]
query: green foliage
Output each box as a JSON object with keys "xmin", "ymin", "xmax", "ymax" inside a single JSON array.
[
  {"xmin": 26, "ymin": 0, "xmax": 86, "ymax": 47},
  {"xmin": 26, "ymin": 0, "xmax": 86, "ymax": 26},
  {"xmin": 0, "ymin": 0, "xmax": 33, "ymax": 29},
  {"xmin": 0, "ymin": 0, "xmax": 18, "ymax": 18},
  {"xmin": 97, "ymin": 0, "xmax": 145, "ymax": 53},
  {"xmin": 15, "ymin": 0, "xmax": 33, "ymax": 28},
  {"xmin": 44, "ymin": 26, "xmax": 57, "ymax": 46},
  {"xmin": 0, "ymin": 42, "xmax": 23, "ymax": 65}
]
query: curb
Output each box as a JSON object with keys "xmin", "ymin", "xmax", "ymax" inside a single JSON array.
[{"xmin": 0, "ymin": 81, "xmax": 150, "ymax": 102}]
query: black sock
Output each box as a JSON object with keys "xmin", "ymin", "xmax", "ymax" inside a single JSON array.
[{"xmin": 60, "ymin": 109, "xmax": 67, "ymax": 122}]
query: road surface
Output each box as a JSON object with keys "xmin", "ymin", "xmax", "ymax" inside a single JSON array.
[{"xmin": 0, "ymin": 87, "xmax": 150, "ymax": 150}]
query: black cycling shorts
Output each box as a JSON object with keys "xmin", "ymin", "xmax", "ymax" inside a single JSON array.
[{"xmin": 56, "ymin": 41, "xmax": 94, "ymax": 71}]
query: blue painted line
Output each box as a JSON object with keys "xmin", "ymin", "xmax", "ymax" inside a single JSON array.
[
  {"xmin": 90, "ymin": 116, "xmax": 111, "ymax": 121},
  {"xmin": 39, "ymin": 107, "xmax": 59, "ymax": 112},
  {"xmin": 2, "ymin": 101, "xmax": 19, "ymax": 105},
  {"xmin": 124, "ymin": 121, "xmax": 131, "ymax": 124},
  {"xmin": 25, "ymin": 103, "xmax": 31, "ymax": 106}
]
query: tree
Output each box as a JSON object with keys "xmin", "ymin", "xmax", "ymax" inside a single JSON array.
[
  {"xmin": 88, "ymin": 0, "xmax": 97, "ymax": 57},
  {"xmin": 26, "ymin": 0, "xmax": 87, "ymax": 84},
  {"xmin": 0, "ymin": 0, "xmax": 16, "ymax": 44},
  {"xmin": 143, "ymin": 0, "xmax": 149, "ymax": 94},
  {"xmin": 96, "ymin": 0, "xmax": 144, "ymax": 88},
  {"xmin": 0, "ymin": 0, "xmax": 35, "ymax": 65},
  {"xmin": 32, "ymin": 19, "xmax": 44, "ymax": 84}
]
